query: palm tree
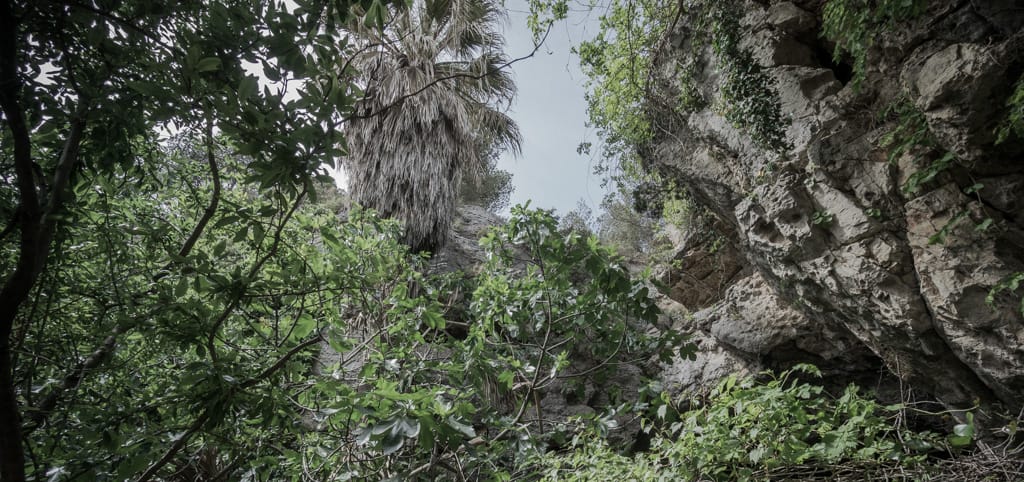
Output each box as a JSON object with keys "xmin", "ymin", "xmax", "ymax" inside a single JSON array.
[{"xmin": 343, "ymin": 0, "xmax": 522, "ymax": 254}]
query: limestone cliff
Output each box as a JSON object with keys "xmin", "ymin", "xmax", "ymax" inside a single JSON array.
[{"xmin": 648, "ymin": 0, "xmax": 1024, "ymax": 415}]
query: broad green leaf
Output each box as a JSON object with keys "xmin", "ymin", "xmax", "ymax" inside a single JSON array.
[
  {"xmin": 126, "ymin": 80, "xmax": 162, "ymax": 97},
  {"xmin": 233, "ymin": 226, "xmax": 249, "ymax": 243},
  {"xmin": 291, "ymin": 314, "xmax": 316, "ymax": 340},
  {"xmin": 238, "ymin": 75, "xmax": 258, "ymax": 100},
  {"xmin": 354, "ymin": 427, "xmax": 372, "ymax": 446},
  {"xmin": 381, "ymin": 432, "xmax": 404, "ymax": 456},
  {"xmin": 212, "ymin": 239, "xmax": 227, "ymax": 257},
  {"xmin": 446, "ymin": 417, "xmax": 476, "ymax": 438},
  {"xmin": 174, "ymin": 277, "xmax": 189, "ymax": 298},
  {"xmin": 396, "ymin": 417, "xmax": 420, "ymax": 438},
  {"xmin": 253, "ymin": 223, "xmax": 266, "ymax": 244},
  {"xmin": 497, "ymin": 370, "xmax": 514, "ymax": 389},
  {"xmin": 196, "ymin": 56, "xmax": 222, "ymax": 72}
]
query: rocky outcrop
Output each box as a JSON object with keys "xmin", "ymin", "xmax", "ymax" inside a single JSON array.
[
  {"xmin": 655, "ymin": 222, "xmax": 749, "ymax": 311},
  {"xmin": 431, "ymin": 204, "xmax": 505, "ymax": 274},
  {"xmin": 650, "ymin": 0, "xmax": 1024, "ymax": 413},
  {"xmin": 659, "ymin": 271, "xmax": 896, "ymax": 399}
]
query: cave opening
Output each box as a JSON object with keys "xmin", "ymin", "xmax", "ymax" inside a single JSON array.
[{"xmin": 817, "ymin": 49, "xmax": 855, "ymax": 85}]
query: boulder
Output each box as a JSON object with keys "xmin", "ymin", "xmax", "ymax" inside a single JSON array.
[
  {"xmin": 910, "ymin": 43, "xmax": 1011, "ymax": 161},
  {"xmin": 767, "ymin": 2, "xmax": 817, "ymax": 34}
]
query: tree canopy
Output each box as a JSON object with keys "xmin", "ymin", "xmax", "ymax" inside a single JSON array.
[{"xmin": 0, "ymin": 0, "xmax": 395, "ymax": 478}]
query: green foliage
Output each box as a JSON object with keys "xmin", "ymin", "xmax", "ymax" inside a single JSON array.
[
  {"xmin": 575, "ymin": 0, "xmax": 679, "ymax": 180},
  {"xmin": 996, "ymin": 75, "xmax": 1024, "ymax": 144},
  {"xmin": 526, "ymin": 0, "xmax": 571, "ymax": 39},
  {"xmin": 319, "ymin": 204, "xmax": 691, "ymax": 479},
  {"xmin": 661, "ymin": 196, "xmax": 692, "ymax": 231},
  {"xmin": 595, "ymin": 192, "xmax": 661, "ymax": 259},
  {"xmin": 537, "ymin": 365, "xmax": 952, "ymax": 481},
  {"xmin": 1, "ymin": 1, "xmax": 405, "ymax": 479},
  {"xmin": 628, "ymin": 178, "xmax": 674, "ymax": 217},
  {"xmin": 573, "ymin": 0, "xmax": 791, "ymax": 190},
  {"xmin": 675, "ymin": 63, "xmax": 708, "ymax": 114},
  {"xmin": 692, "ymin": 0, "xmax": 791, "ymax": 153},
  {"xmin": 459, "ymin": 141, "xmax": 516, "ymax": 213},
  {"xmin": 822, "ymin": 0, "xmax": 928, "ymax": 88},
  {"xmin": 877, "ymin": 101, "xmax": 1000, "ymax": 246},
  {"xmin": 472, "ymin": 206, "xmax": 690, "ymax": 397},
  {"xmin": 558, "ymin": 200, "xmax": 596, "ymax": 237},
  {"xmin": 878, "ymin": 99, "xmax": 958, "ymax": 195},
  {"xmin": 461, "ymin": 165, "xmax": 515, "ymax": 213},
  {"xmin": 15, "ymin": 141, "xmax": 397, "ymax": 479},
  {"xmin": 948, "ymin": 413, "xmax": 976, "ymax": 449},
  {"xmin": 925, "ymin": 208, "xmax": 969, "ymax": 245},
  {"xmin": 881, "ymin": 98, "xmax": 1023, "ymax": 311},
  {"xmin": 13, "ymin": 151, "xmax": 685, "ymax": 480},
  {"xmin": 811, "ymin": 210, "xmax": 834, "ymax": 227},
  {"xmin": 988, "ymin": 272, "xmax": 1024, "ymax": 317},
  {"xmin": 904, "ymin": 151, "xmax": 956, "ymax": 195},
  {"xmin": 879, "ymin": 100, "xmax": 933, "ymax": 165},
  {"xmin": 2, "ymin": 1, "xmax": 681, "ymax": 478}
]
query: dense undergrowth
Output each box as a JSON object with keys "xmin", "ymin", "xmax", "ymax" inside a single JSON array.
[
  {"xmin": 8, "ymin": 144, "xmax": 689, "ymax": 480},
  {"xmin": 535, "ymin": 365, "xmax": 1024, "ymax": 481}
]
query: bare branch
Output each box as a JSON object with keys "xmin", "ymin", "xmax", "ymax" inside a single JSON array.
[
  {"xmin": 133, "ymin": 412, "xmax": 211, "ymax": 482},
  {"xmin": 206, "ymin": 186, "xmax": 308, "ymax": 362},
  {"xmin": 176, "ymin": 117, "xmax": 222, "ymax": 260}
]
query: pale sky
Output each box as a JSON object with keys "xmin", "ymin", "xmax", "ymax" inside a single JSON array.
[{"xmin": 497, "ymin": 1, "xmax": 610, "ymax": 214}]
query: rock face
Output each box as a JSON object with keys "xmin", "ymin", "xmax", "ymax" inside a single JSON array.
[
  {"xmin": 656, "ymin": 221, "xmax": 749, "ymax": 311},
  {"xmin": 650, "ymin": 0, "xmax": 1024, "ymax": 413},
  {"xmin": 431, "ymin": 204, "xmax": 505, "ymax": 274}
]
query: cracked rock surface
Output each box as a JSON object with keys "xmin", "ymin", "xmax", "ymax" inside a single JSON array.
[{"xmin": 651, "ymin": 0, "xmax": 1024, "ymax": 413}]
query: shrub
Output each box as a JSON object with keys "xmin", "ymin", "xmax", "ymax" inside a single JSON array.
[{"xmin": 537, "ymin": 365, "xmax": 955, "ymax": 481}]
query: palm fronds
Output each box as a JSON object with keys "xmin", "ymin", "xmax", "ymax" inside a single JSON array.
[{"xmin": 344, "ymin": 0, "xmax": 521, "ymax": 253}]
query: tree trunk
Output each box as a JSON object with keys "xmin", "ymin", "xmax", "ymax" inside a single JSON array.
[{"xmin": 0, "ymin": 340, "xmax": 25, "ymax": 482}]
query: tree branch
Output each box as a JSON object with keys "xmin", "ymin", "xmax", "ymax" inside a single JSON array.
[
  {"xmin": 22, "ymin": 324, "xmax": 124, "ymax": 434},
  {"xmin": 0, "ymin": 2, "xmax": 87, "ymax": 478},
  {"xmin": 242, "ymin": 334, "xmax": 323, "ymax": 389},
  {"xmin": 23, "ymin": 124, "xmax": 222, "ymax": 434},
  {"xmin": 177, "ymin": 117, "xmax": 222, "ymax": 259},
  {"xmin": 206, "ymin": 186, "xmax": 307, "ymax": 362},
  {"xmin": 133, "ymin": 412, "xmax": 211, "ymax": 482}
]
